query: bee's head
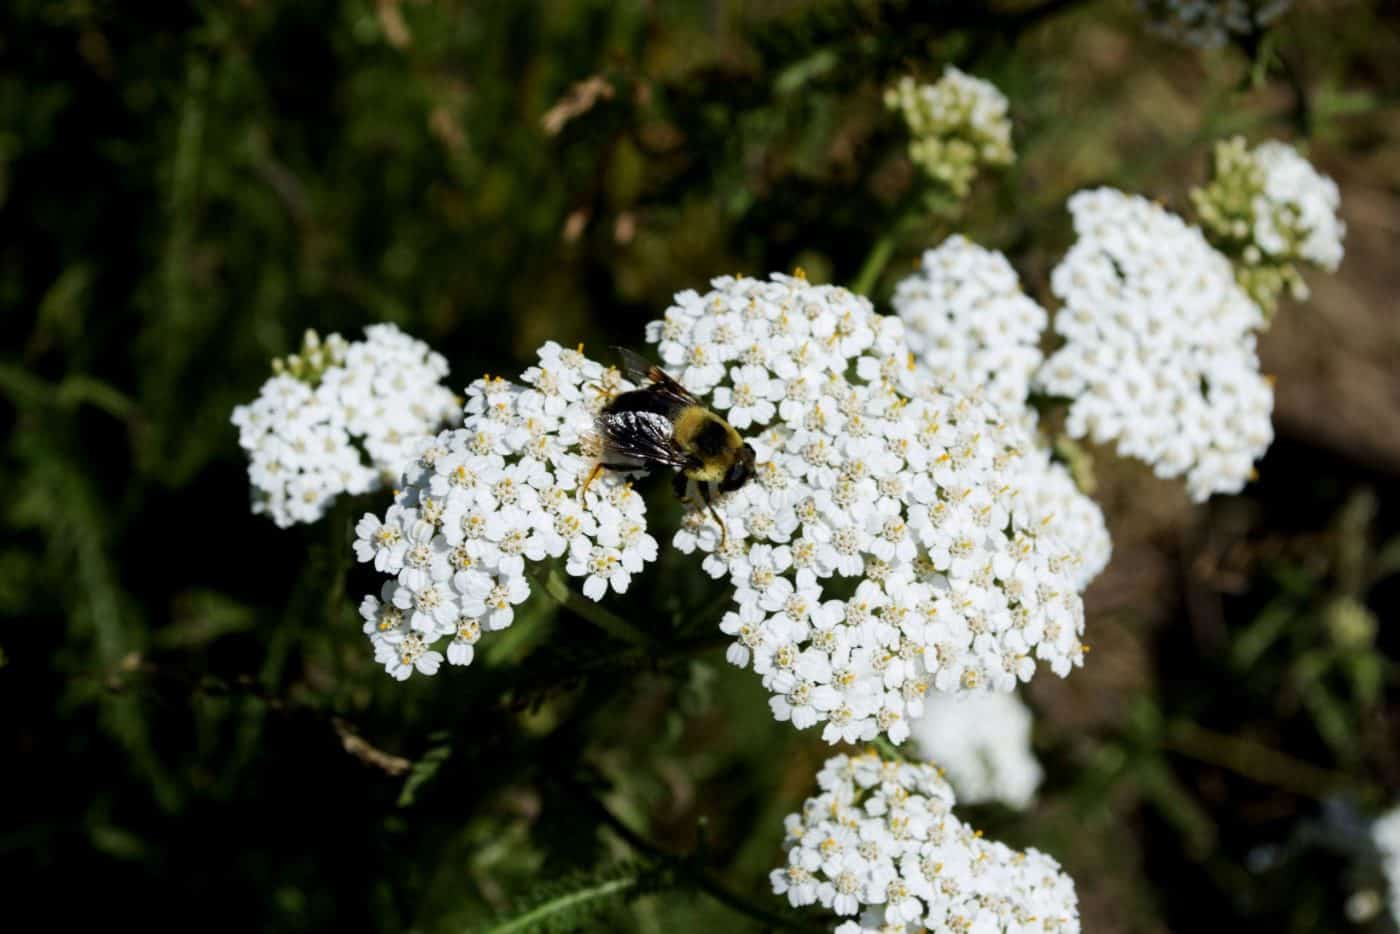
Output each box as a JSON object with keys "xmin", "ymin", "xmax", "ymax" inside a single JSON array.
[{"xmin": 719, "ymin": 442, "xmax": 757, "ymax": 493}]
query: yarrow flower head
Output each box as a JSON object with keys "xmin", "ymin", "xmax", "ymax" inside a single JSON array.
[
  {"xmin": 231, "ymin": 325, "xmax": 459, "ymax": 528},
  {"xmin": 885, "ymin": 68, "xmax": 1014, "ymax": 198},
  {"xmin": 892, "ymin": 235, "xmax": 1047, "ymax": 414},
  {"xmin": 648, "ymin": 272, "xmax": 1088, "ymax": 746},
  {"xmin": 771, "ymin": 752, "xmax": 1079, "ymax": 932},
  {"xmin": 911, "ymin": 690, "xmax": 1043, "ymax": 810},
  {"xmin": 1140, "ymin": 0, "xmax": 1293, "ymax": 50},
  {"xmin": 353, "ymin": 341, "xmax": 659, "ymax": 680},
  {"xmin": 1034, "ymin": 188, "xmax": 1274, "ymax": 502},
  {"xmin": 891, "ymin": 237, "xmax": 1112, "ymax": 595},
  {"xmin": 1191, "ymin": 136, "xmax": 1345, "ymax": 315}
]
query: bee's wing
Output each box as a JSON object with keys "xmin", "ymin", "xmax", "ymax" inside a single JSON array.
[
  {"xmin": 613, "ymin": 347, "xmax": 701, "ymax": 407},
  {"xmin": 597, "ymin": 409, "xmax": 694, "ymax": 469}
]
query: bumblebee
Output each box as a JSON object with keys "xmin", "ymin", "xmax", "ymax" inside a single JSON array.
[{"xmin": 582, "ymin": 349, "xmax": 755, "ymax": 546}]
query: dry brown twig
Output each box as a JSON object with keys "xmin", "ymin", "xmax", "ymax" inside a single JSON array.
[
  {"xmin": 333, "ymin": 717, "xmax": 412, "ymax": 776},
  {"xmin": 541, "ymin": 76, "xmax": 615, "ymax": 136}
]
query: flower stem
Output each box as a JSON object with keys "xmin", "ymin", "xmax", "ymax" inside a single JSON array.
[
  {"xmin": 850, "ymin": 231, "xmax": 897, "ymax": 298},
  {"xmin": 577, "ymin": 785, "xmax": 818, "ymax": 932},
  {"xmin": 849, "ymin": 197, "xmax": 949, "ymax": 298},
  {"xmin": 873, "ymin": 734, "xmax": 918, "ymax": 763},
  {"xmin": 537, "ymin": 566, "xmax": 650, "ymax": 646},
  {"xmin": 1163, "ymin": 720, "xmax": 1378, "ymax": 802}
]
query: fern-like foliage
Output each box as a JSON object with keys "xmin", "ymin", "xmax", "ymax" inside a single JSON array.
[{"xmin": 473, "ymin": 861, "xmax": 670, "ymax": 934}]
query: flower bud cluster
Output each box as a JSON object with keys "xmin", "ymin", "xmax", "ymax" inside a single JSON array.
[
  {"xmin": 1191, "ymin": 137, "xmax": 1345, "ymax": 315},
  {"xmin": 885, "ymin": 68, "xmax": 1014, "ymax": 198},
  {"xmin": 649, "ymin": 273, "xmax": 1088, "ymax": 746},
  {"xmin": 1140, "ymin": 0, "xmax": 1293, "ymax": 50},
  {"xmin": 771, "ymin": 752, "xmax": 1079, "ymax": 932},
  {"xmin": 353, "ymin": 342, "xmax": 658, "ymax": 679},
  {"xmin": 231, "ymin": 324, "xmax": 459, "ymax": 528},
  {"xmin": 910, "ymin": 690, "xmax": 1043, "ymax": 810},
  {"xmin": 1034, "ymin": 188, "xmax": 1274, "ymax": 502}
]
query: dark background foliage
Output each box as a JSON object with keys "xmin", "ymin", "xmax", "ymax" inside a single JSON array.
[{"xmin": 3, "ymin": 1, "xmax": 1399, "ymax": 930}]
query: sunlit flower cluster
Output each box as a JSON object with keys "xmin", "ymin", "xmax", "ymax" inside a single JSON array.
[
  {"xmin": 896, "ymin": 239, "xmax": 1114, "ymax": 590},
  {"xmin": 1140, "ymin": 0, "xmax": 1293, "ymax": 50},
  {"xmin": 649, "ymin": 273, "xmax": 1087, "ymax": 746},
  {"xmin": 1035, "ymin": 188, "xmax": 1274, "ymax": 502},
  {"xmin": 1192, "ymin": 137, "xmax": 1345, "ymax": 314},
  {"xmin": 885, "ymin": 68, "xmax": 1014, "ymax": 197},
  {"xmin": 890, "ymin": 237, "xmax": 1111, "ymax": 595},
  {"xmin": 1373, "ymin": 805, "xmax": 1400, "ymax": 927},
  {"xmin": 771, "ymin": 752, "xmax": 1079, "ymax": 932},
  {"xmin": 353, "ymin": 342, "xmax": 658, "ymax": 679},
  {"xmin": 231, "ymin": 325, "xmax": 460, "ymax": 528},
  {"xmin": 892, "ymin": 235, "xmax": 1047, "ymax": 414},
  {"xmin": 911, "ymin": 690, "xmax": 1043, "ymax": 810}
]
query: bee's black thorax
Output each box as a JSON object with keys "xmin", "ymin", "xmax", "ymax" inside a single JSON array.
[{"xmin": 689, "ymin": 414, "xmax": 735, "ymax": 456}]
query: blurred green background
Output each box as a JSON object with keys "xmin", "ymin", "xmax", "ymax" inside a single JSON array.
[{"xmin": 3, "ymin": 1, "xmax": 1399, "ymax": 930}]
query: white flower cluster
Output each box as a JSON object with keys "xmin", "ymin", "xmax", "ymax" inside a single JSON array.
[
  {"xmin": 771, "ymin": 752, "xmax": 1079, "ymax": 932},
  {"xmin": 885, "ymin": 68, "xmax": 1014, "ymax": 197},
  {"xmin": 887, "ymin": 237, "xmax": 1110, "ymax": 591},
  {"xmin": 1373, "ymin": 805, "xmax": 1400, "ymax": 927},
  {"xmin": 231, "ymin": 324, "xmax": 460, "ymax": 528},
  {"xmin": 1034, "ymin": 188, "xmax": 1274, "ymax": 502},
  {"xmin": 1015, "ymin": 447, "xmax": 1111, "ymax": 593},
  {"xmin": 890, "ymin": 236, "xmax": 1112, "ymax": 594},
  {"xmin": 1140, "ymin": 0, "xmax": 1293, "ymax": 50},
  {"xmin": 1251, "ymin": 140, "xmax": 1345, "ymax": 274},
  {"xmin": 911, "ymin": 691, "xmax": 1043, "ymax": 810},
  {"xmin": 353, "ymin": 342, "xmax": 658, "ymax": 680},
  {"xmin": 892, "ymin": 236, "xmax": 1047, "ymax": 414},
  {"xmin": 648, "ymin": 273, "xmax": 1087, "ymax": 746}
]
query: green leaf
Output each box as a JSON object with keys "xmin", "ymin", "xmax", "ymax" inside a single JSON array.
[
  {"xmin": 473, "ymin": 863, "xmax": 653, "ymax": 934},
  {"xmin": 397, "ymin": 734, "xmax": 453, "ymax": 808},
  {"xmin": 1135, "ymin": 756, "xmax": 1217, "ymax": 860},
  {"xmin": 1231, "ymin": 599, "xmax": 1296, "ymax": 670},
  {"xmin": 155, "ymin": 590, "xmax": 258, "ymax": 649}
]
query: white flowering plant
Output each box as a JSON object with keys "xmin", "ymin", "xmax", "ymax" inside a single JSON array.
[
  {"xmin": 223, "ymin": 76, "xmax": 1355, "ymax": 933},
  {"xmin": 231, "ymin": 324, "xmax": 460, "ymax": 528},
  {"xmin": 31, "ymin": 2, "xmax": 1396, "ymax": 933}
]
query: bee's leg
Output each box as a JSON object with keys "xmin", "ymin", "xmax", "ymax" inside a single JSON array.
[
  {"xmin": 582, "ymin": 461, "xmax": 640, "ymax": 500},
  {"xmin": 671, "ymin": 471, "xmax": 693, "ymax": 506},
  {"xmin": 699, "ymin": 481, "xmax": 727, "ymax": 550},
  {"xmin": 579, "ymin": 462, "xmax": 605, "ymax": 499}
]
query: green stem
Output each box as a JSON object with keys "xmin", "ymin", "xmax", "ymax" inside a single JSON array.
[
  {"xmin": 1162, "ymin": 720, "xmax": 1376, "ymax": 802},
  {"xmin": 480, "ymin": 874, "xmax": 639, "ymax": 934},
  {"xmin": 850, "ymin": 231, "xmax": 897, "ymax": 298},
  {"xmin": 873, "ymin": 734, "xmax": 918, "ymax": 763},
  {"xmin": 849, "ymin": 196, "xmax": 950, "ymax": 298},
  {"xmin": 581, "ymin": 789, "xmax": 816, "ymax": 933},
  {"xmin": 537, "ymin": 567, "xmax": 650, "ymax": 646}
]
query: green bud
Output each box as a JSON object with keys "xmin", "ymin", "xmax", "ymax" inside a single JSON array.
[{"xmin": 1325, "ymin": 595, "xmax": 1377, "ymax": 650}]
